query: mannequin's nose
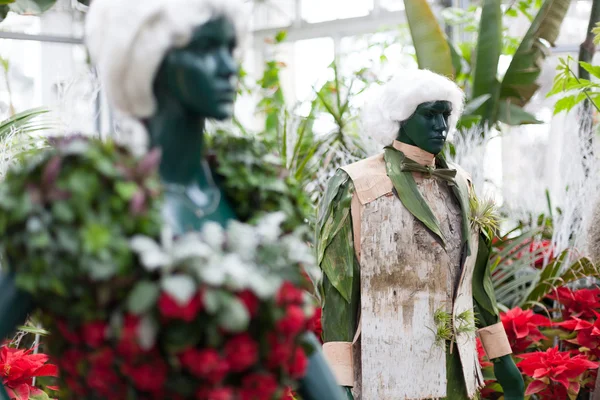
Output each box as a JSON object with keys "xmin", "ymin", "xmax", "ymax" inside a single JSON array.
[{"xmin": 433, "ymin": 115, "xmax": 448, "ymax": 133}]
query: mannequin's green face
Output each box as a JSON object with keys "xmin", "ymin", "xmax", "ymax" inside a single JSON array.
[
  {"xmin": 397, "ymin": 101, "xmax": 452, "ymax": 155},
  {"xmin": 162, "ymin": 17, "xmax": 237, "ymax": 119}
]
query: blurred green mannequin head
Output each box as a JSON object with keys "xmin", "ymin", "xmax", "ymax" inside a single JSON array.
[
  {"xmin": 154, "ymin": 16, "xmax": 238, "ymax": 119},
  {"xmin": 396, "ymin": 100, "xmax": 452, "ymax": 156}
]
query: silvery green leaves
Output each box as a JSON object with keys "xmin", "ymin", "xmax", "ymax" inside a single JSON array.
[{"xmin": 129, "ymin": 211, "xmax": 316, "ymax": 304}]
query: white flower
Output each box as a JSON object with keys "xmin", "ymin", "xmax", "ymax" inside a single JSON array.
[
  {"xmin": 196, "ymin": 254, "xmax": 227, "ymax": 286},
  {"xmin": 222, "ymin": 253, "xmax": 252, "ymax": 290},
  {"xmin": 226, "ymin": 220, "xmax": 258, "ymax": 261},
  {"xmin": 161, "ymin": 274, "xmax": 196, "ymax": 305},
  {"xmin": 255, "ymin": 212, "xmax": 286, "ymax": 243},
  {"xmin": 249, "ymin": 274, "xmax": 282, "ymax": 299},
  {"xmin": 171, "ymin": 232, "xmax": 213, "ymax": 264},
  {"xmin": 129, "ymin": 235, "xmax": 171, "ymax": 271},
  {"xmin": 201, "ymin": 222, "xmax": 225, "ymax": 250}
]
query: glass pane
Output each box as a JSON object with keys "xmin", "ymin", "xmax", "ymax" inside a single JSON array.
[
  {"xmin": 555, "ymin": 0, "xmax": 592, "ymax": 46},
  {"xmin": 251, "ymin": 0, "xmax": 296, "ymax": 31},
  {"xmin": 300, "ymin": 0, "xmax": 373, "ymax": 24},
  {"xmin": 0, "ymin": 37, "xmax": 98, "ymax": 134},
  {"xmin": 290, "ymin": 37, "xmax": 335, "ymax": 101}
]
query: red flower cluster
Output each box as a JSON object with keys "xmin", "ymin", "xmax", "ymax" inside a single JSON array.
[
  {"xmin": 0, "ymin": 345, "xmax": 58, "ymax": 400},
  {"xmin": 528, "ymin": 239, "xmax": 554, "ymax": 269},
  {"xmin": 548, "ymin": 287, "xmax": 600, "ymax": 320},
  {"xmin": 500, "ymin": 307, "xmax": 552, "ymax": 352},
  {"xmin": 558, "ymin": 315, "xmax": 600, "ymax": 358},
  {"xmin": 44, "ymin": 280, "xmax": 314, "ymax": 399},
  {"xmin": 517, "ymin": 347, "xmax": 597, "ymax": 398}
]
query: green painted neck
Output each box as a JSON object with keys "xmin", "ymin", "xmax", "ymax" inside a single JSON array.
[{"xmin": 144, "ymin": 88, "xmax": 208, "ymax": 187}]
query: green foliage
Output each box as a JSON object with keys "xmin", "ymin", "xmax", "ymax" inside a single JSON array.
[
  {"xmin": 433, "ymin": 308, "xmax": 453, "ymax": 344},
  {"xmin": 206, "ymin": 133, "xmax": 313, "ymax": 235},
  {"xmin": 548, "ymin": 56, "xmax": 600, "ymax": 114},
  {"xmin": 469, "ymin": 192, "xmax": 500, "ymax": 239},
  {"xmin": 404, "ymin": 0, "xmax": 455, "ymax": 77},
  {"xmin": 405, "ymin": 0, "xmax": 570, "ymax": 130},
  {"xmin": 0, "ymin": 137, "xmax": 163, "ymax": 320}
]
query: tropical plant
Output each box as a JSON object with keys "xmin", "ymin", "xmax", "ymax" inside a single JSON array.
[
  {"xmin": 403, "ymin": 0, "xmax": 571, "ymax": 130},
  {"xmin": 0, "ymin": 0, "xmax": 58, "ymax": 21}
]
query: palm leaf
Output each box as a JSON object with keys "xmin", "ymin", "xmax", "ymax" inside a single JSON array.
[
  {"xmin": 403, "ymin": 0, "xmax": 455, "ymax": 78},
  {"xmin": 500, "ymin": 0, "xmax": 571, "ymax": 106},
  {"xmin": 523, "ymin": 252, "xmax": 599, "ymax": 307},
  {"xmin": 0, "ymin": 108, "xmax": 50, "ymax": 140}
]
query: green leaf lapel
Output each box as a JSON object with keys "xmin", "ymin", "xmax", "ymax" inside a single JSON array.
[{"xmin": 383, "ymin": 147, "xmax": 446, "ymax": 248}]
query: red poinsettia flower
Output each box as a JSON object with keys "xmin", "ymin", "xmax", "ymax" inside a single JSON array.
[
  {"xmin": 529, "ymin": 239, "xmax": 554, "ymax": 269},
  {"xmin": 558, "ymin": 314, "xmax": 600, "ymax": 357},
  {"xmin": 500, "ymin": 307, "xmax": 552, "ymax": 352},
  {"xmin": 0, "ymin": 345, "xmax": 59, "ymax": 400},
  {"xmin": 548, "ymin": 287, "xmax": 600, "ymax": 320},
  {"xmin": 476, "ymin": 337, "xmax": 492, "ymax": 369},
  {"xmin": 516, "ymin": 347, "xmax": 598, "ymax": 398}
]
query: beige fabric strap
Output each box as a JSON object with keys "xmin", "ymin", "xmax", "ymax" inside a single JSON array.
[
  {"xmin": 341, "ymin": 154, "xmax": 392, "ymax": 206},
  {"xmin": 392, "ymin": 140, "xmax": 435, "ymax": 167},
  {"xmin": 477, "ymin": 322, "xmax": 512, "ymax": 359},
  {"xmin": 323, "ymin": 341, "xmax": 354, "ymax": 386},
  {"xmin": 322, "ymin": 313, "xmax": 362, "ymax": 387}
]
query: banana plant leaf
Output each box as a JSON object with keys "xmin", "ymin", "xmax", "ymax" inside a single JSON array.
[
  {"xmin": 496, "ymin": 100, "xmax": 542, "ymax": 125},
  {"xmin": 317, "ymin": 171, "xmax": 355, "ymax": 302},
  {"xmin": 500, "ymin": 0, "xmax": 571, "ymax": 106},
  {"xmin": 471, "ymin": 0, "xmax": 502, "ymax": 107},
  {"xmin": 403, "ymin": 0, "xmax": 455, "ymax": 78}
]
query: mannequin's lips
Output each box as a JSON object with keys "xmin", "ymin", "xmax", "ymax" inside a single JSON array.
[{"xmin": 216, "ymin": 89, "xmax": 235, "ymax": 102}]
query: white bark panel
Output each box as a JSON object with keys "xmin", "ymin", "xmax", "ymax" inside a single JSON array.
[
  {"xmin": 453, "ymin": 231, "xmax": 485, "ymax": 397},
  {"xmin": 358, "ymin": 178, "xmax": 464, "ymax": 399}
]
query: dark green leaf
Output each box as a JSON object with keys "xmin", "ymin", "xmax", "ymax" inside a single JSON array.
[
  {"xmin": 500, "ymin": 0, "xmax": 571, "ymax": 106},
  {"xmin": 472, "ymin": 0, "xmax": 502, "ymax": 105},
  {"xmin": 384, "ymin": 147, "xmax": 446, "ymax": 246},
  {"xmin": 496, "ymin": 101, "xmax": 542, "ymax": 125}
]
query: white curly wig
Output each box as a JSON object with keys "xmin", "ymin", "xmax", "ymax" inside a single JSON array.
[
  {"xmin": 86, "ymin": 0, "xmax": 246, "ymax": 118},
  {"xmin": 362, "ymin": 69, "xmax": 465, "ymax": 147}
]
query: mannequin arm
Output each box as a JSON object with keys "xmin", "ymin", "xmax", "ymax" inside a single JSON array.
[
  {"xmin": 316, "ymin": 170, "xmax": 359, "ymax": 398},
  {"xmin": 472, "ymin": 235, "xmax": 524, "ymax": 400}
]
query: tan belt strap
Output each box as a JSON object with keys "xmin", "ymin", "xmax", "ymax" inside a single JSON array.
[
  {"xmin": 477, "ymin": 322, "xmax": 513, "ymax": 360},
  {"xmin": 322, "ymin": 312, "xmax": 362, "ymax": 387}
]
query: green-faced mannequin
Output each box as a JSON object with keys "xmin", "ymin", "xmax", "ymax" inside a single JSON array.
[
  {"xmin": 394, "ymin": 100, "xmax": 525, "ymax": 400},
  {"xmin": 0, "ymin": 16, "xmax": 344, "ymax": 400},
  {"xmin": 144, "ymin": 17, "xmax": 238, "ymax": 234},
  {"xmin": 145, "ymin": 16, "xmax": 344, "ymax": 400},
  {"xmin": 397, "ymin": 100, "xmax": 451, "ymax": 155}
]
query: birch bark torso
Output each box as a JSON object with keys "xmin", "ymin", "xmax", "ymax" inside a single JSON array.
[{"xmin": 342, "ymin": 153, "xmax": 483, "ymax": 400}]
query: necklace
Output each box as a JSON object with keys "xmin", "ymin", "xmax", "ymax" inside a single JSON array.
[{"xmin": 163, "ymin": 160, "xmax": 222, "ymax": 218}]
